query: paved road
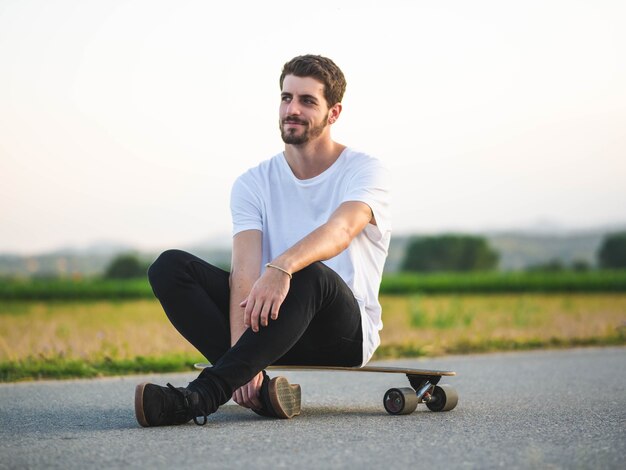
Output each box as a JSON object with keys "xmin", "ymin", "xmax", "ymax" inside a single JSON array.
[{"xmin": 1, "ymin": 347, "xmax": 624, "ymax": 469}]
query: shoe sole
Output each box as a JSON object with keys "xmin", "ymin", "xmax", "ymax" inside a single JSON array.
[
  {"xmin": 134, "ymin": 382, "xmax": 150, "ymax": 427},
  {"xmin": 268, "ymin": 377, "xmax": 301, "ymax": 419}
]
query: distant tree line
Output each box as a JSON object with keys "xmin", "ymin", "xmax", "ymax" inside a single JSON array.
[
  {"xmin": 401, "ymin": 232, "xmax": 626, "ymax": 273},
  {"xmin": 525, "ymin": 258, "xmax": 591, "ymax": 272},
  {"xmin": 401, "ymin": 235, "xmax": 498, "ymax": 272},
  {"xmin": 598, "ymin": 232, "xmax": 626, "ymax": 269},
  {"xmin": 104, "ymin": 253, "xmax": 150, "ymax": 279},
  {"xmin": 101, "ymin": 232, "xmax": 626, "ymax": 278}
]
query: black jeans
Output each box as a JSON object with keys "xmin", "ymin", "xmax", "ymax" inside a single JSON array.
[{"xmin": 148, "ymin": 249, "xmax": 362, "ymax": 411}]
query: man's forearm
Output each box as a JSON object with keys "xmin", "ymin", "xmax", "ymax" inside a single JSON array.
[
  {"xmin": 229, "ymin": 272, "xmax": 256, "ymax": 345},
  {"xmin": 271, "ymin": 221, "xmax": 349, "ymax": 275},
  {"xmin": 271, "ymin": 201, "xmax": 373, "ymax": 275},
  {"xmin": 229, "ymin": 230, "xmax": 263, "ymax": 345}
]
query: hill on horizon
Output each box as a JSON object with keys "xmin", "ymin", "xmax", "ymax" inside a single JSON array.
[{"xmin": 1, "ymin": 225, "xmax": 625, "ymax": 277}]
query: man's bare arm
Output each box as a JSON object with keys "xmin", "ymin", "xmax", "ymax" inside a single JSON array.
[
  {"xmin": 243, "ymin": 200, "xmax": 374, "ymax": 331},
  {"xmin": 229, "ymin": 229, "xmax": 264, "ymax": 409},
  {"xmin": 229, "ymin": 230, "xmax": 262, "ymax": 345},
  {"xmin": 273, "ymin": 200, "xmax": 374, "ymax": 275}
]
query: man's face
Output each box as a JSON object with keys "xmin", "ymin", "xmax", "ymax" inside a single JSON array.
[{"xmin": 279, "ymin": 75, "xmax": 331, "ymax": 145}]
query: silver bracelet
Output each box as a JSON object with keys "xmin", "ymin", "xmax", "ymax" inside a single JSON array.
[{"xmin": 265, "ymin": 263, "xmax": 292, "ymax": 279}]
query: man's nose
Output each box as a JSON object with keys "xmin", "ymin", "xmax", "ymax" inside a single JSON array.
[{"xmin": 286, "ymin": 100, "xmax": 301, "ymax": 115}]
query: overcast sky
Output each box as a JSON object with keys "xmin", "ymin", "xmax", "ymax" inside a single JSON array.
[{"xmin": 1, "ymin": 0, "xmax": 625, "ymax": 254}]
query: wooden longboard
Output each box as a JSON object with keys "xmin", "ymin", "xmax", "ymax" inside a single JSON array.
[
  {"xmin": 194, "ymin": 362, "xmax": 455, "ymax": 376},
  {"xmin": 194, "ymin": 362, "xmax": 458, "ymax": 414}
]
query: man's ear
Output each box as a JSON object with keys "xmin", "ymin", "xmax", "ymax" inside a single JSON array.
[{"xmin": 328, "ymin": 103, "xmax": 342, "ymax": 124}]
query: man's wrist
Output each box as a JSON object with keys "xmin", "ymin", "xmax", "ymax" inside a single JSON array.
[{"xmin": 265, "ymin": 263, "xmax": 292, "ymax": 279}]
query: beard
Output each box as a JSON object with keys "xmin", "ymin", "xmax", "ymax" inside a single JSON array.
[{"xmin": 279, "ymin": 113, "xmax": 329, "ymax": 145}]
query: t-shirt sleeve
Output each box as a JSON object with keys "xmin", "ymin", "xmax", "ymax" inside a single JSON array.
[
  {"xmin": 230, "ymin": 174, "xmax": 263, "ymax": 236},
  {"xmin": 341, "ymin": 158, "xmax": 391, "ymax": 242}
]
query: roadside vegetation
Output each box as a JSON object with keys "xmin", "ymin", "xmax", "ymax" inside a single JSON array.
[
  {"xmin": 0, "ymin": 277, "xmax": 154, "ymax": 300},
  {"xmin": 380, "ymin": 270, "xmax": 626, "ymax": 294},
  {"xmin": 2, "ymin": 270, "xmax": 625, "ymax": 301},
  {"xmin": 1, "ymin": 293, "xmax": 624, "ymax": 381},
  {"xmin": 376, "ymin": 294, "xmax": 625, "ymax": 357},
  {"xmin": 1, "ymin": 234, "xmax": 624, "ymax": 381},
  {"xmin": 0, "ymin": 299, "xmax": 205, "ymax": 381}
]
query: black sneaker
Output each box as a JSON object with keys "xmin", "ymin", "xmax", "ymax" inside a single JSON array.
[
  {"xmin": 253, "ymin": 372, "xmax": 301, "ymax": 419},
  {"xmin": 135, "ymin": 382, "xmax": 210, "ymax": 427}
]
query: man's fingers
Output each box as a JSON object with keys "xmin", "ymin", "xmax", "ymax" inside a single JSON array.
[
  {"xmin": 249, "ymin": 303, "xmax": 262, "ymax": 332},
  {"xmin": 233, "ymin": 373, "xmax": 265, "ymax": 410},
  {"xmin": 233, "ymin": 388, "xmax": 247, "ymax": 408},
  {"xmin": 242, "ymin": 383, "xmax": 262, "ymax": 409},
  {"xmin": 270, "ymin": 302, "xmax": 281, "ymax": 321},
  {"xmin": 258, "ymin": 296, "xmax": 283, "ymax": 327},
  {"xmin": 244, "ymin": 271, "xmax": 291, "ymax": 331},
  {"xmin": 243, "ymin": 297, "xmax": 255, "ymax": 328},
  {"xmin": 239, "ymin": 386, "xmax": 248, "ymax": 406},
  {"xmin": 243, "ymin": 386, "xmax": 255, "ymax": 408},
  {"xmin": 260, "ymin": 302, "xmax": 273, "ymax": 327},
  {"xmin": 249, "ymin": 395, "xmax": 262, "ymax": 409},
  {"xmin": 248, "ymin": 383, "xmax": 263, "ymax": 409},
  {"xmin": 247, "ymin": 375, "xmax": 263, "ymax": 409}
]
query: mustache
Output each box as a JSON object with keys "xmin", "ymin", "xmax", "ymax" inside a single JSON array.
[{"xmin": 282, "ymin": 117, "xmax": 307, "ymax": 125}]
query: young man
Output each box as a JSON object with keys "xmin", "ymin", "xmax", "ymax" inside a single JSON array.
[{"xmin": 135, "ymin": 55, "xmax": 391, "ymax": 426}]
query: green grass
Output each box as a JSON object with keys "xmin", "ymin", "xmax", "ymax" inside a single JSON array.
[
  {"xmin": 1, "ymin": 270, "xmax": 625, "ymax": 301},
  {"xmin": 0, "ymin": 353, "xmax": 205, "ymax": 382},
  {"xmin": 1, "ymin": 294, "xmax": 625, "ymax": 381},
  {"xmin": 409, "ymin": 296, "xmax": 475, "ymax": 329},
  {"xmin": 381, "ymin": 270, "xmax": 626, "ymax": 294},
  {"xmin": 379, "ymin": 293, "xmax": 626, "ymax": 358},
  {"xmin": 374, "ymin": 335, "xmax": 626, "ymax": 359},
  {"xmin": 0, "ymin": 277, "xmax": 154, "ymax": 300}
]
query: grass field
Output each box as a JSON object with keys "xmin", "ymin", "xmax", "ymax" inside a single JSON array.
[
  {"xmin": 377, "ymin": 294, "xmax": 626, "ymax": 357},
  {"xmin": 1, "ymin": 294, "xmax": 625, "ymax": 381},
  {"xmin": 2, "ymin": 270, "xmax": 625, "ymax": 300},
  {"xmin": 380, "ymin": 270, "xmax": 626, "ymax": 293}
]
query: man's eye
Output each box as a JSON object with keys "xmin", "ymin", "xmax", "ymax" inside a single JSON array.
[{"xmin": 282, "ymin": 96, "xmax": 291, "ymax": 102}]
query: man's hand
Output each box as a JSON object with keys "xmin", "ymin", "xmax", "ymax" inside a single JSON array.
[
  {"xmin": 240, "ymin": 267, "xmax": 291, "ymax": 332},
  {"xmin": 232, "ymin": 371, "xmax": 264, "ymax": 409}
]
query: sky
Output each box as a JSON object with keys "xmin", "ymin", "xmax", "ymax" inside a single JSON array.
[{"xmin": 1, "ymin": 0, "xmax": 625, "ymax": 255}]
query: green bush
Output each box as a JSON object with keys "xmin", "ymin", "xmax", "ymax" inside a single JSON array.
[
  {"xmin": 402, "ymin": 235, "xmax": 498, "ymax": 272},
  {"xmin": 104, "ymin": 253, "xmax": 149, "ymax": 279},
  {"xmin": 598, "ymin": 232, "xmax": 626, "ymax": 269}
]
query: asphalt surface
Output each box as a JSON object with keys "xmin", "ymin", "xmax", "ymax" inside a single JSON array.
[{"xmin": 1, "ymin": 347, "xmax": 625, "ymax": 469}]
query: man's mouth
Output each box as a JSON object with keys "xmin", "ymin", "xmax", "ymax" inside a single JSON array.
[{"xmin": 283, "ymin": 119, "xmax": 306, "ymax": 126}]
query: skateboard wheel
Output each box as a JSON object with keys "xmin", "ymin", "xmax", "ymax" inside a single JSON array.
[
  {"xmin": 425, "ymin": 384, "xmax": 458, "ymax": 412},
  {"xmin": 383, "ymin": 387, "xmax": 418, "ymax": 415}
]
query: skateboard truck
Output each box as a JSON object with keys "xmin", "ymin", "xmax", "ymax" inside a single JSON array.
[
  {"xmin": 415, "ymin": 380, "xmax": 433, "ymax": 402},
  {"xmin": 383, "ymin": 374, "xmax": 458, "ymax": 415}
]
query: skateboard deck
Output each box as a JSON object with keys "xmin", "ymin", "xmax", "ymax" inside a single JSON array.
[{"xmin": 194, "ymin": 363, "xmax": 458, "ymax": 414}]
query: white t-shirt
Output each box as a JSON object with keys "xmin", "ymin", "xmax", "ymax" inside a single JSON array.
[{"xmin": 230, "ymin": 148, "xmax": 391, "ymax": 365}]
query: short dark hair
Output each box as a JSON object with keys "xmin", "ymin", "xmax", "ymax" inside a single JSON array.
[{"xmin": 279, "ymin": 55, "xmax": 347, "ymax": 107}]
